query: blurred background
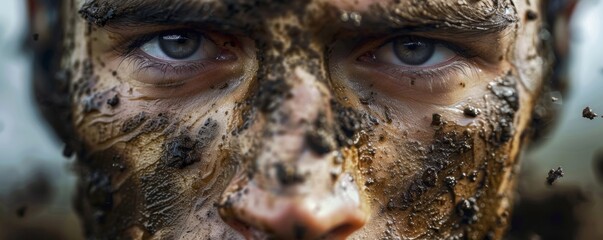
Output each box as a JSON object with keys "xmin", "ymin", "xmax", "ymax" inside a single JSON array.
[{"xmin": 0, "ymin": 0, "xmax": 602, "ymax": 239}]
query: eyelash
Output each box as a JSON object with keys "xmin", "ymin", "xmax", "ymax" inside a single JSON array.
[
  {"xmin": 354, "ymin": 36, "xmax": 479, "ymax": 92},
  {"xmin": 115, "ymin": 30, "xmax": 476, "ymax": 92},
  {"xmin": 127, "ymin": 54, "xmax": 207, "ymax": 78},
  {"xmin": 379, "ymin": 61, "xmax": 475, "ymax": 89},
  {"xmin": 114, "ymin": 30, "xmax": 214, "ymax": 86}
]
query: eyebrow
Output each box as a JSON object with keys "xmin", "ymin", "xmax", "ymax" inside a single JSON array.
[{"xmin": 79, "ymin": 0, "xmax": 517, "ymax": 36}]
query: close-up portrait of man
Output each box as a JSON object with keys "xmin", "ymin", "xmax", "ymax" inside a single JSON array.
[{"xmin": 3, "ymin": 0, "xmax": 602, "ymax": 239}]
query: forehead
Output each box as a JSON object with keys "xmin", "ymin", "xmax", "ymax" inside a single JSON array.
[{"xmin": 77, "ymin": 0, "xmax": 520, "ymax": 33}]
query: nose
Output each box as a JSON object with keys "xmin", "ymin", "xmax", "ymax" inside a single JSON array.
[
  {"xmin": 219, "ymin": 68, "xmax": 367, "ymax": 239},
  {"xmin": 224, "ymin": 173, "xmax": 366, "ymax": 240}
]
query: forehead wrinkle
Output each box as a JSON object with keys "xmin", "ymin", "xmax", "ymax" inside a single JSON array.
[
  {"xmin": 79, "ymin": 0, "xmax": 221, "ymax": 27},
  {"xmin": 337, "ymin": 0, "xmax": 518, "ymax": 34}
]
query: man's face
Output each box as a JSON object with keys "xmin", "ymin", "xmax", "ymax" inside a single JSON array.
[{"xmin": 61, "ymin": 0, "xmax": 547, "ymax": 239}]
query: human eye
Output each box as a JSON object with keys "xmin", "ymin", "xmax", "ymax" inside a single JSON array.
[
  {"xmin": 372, "ymin": 36, "xmax": 457, "ymax": 68},
  {"xmin": 115, "ymin": 29, "xmax": 239, "ymax": 89},
  {"xmin": 140, "ymin": 31, "xmax": 218, "ymax": 61},
  {"xmin": 350, "ymin": 35, "xmax": 477, "ymax": 96}
]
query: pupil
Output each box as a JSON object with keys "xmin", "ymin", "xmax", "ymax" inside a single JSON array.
[
  {"xmin": 393, "ymin": 37, "xmax": 435, "ymax": 65},
  {"xmin": 158, "ymin": 32, "xmax": 201, "ymax": 59}
]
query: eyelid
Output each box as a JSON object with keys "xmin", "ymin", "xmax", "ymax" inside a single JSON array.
[
  {"xmin": 111, "ymin": 28, "xmax": 240, "ymax": 88},
  {"xmin": 343, "ymin": 33, "xmax": 478, "ymax": 65}
]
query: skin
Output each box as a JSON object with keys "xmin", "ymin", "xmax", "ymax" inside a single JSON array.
[{"xmin": 43, "ymin": 0, "xmax": 550, "ymax": 239}]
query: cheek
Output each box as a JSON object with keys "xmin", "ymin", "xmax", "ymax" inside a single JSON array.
[
  {"xmin": 352, "ymin": 73, "xmax": 522, "ymax": 238},
  {"xmin": 70, "ymin": 62, "xmax": 246, "ymax": 237}
]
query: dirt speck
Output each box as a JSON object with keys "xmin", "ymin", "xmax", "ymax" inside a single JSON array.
[
  {"xmin": 445, "ymin": 176, "xmax": 457, "ymax": 188},
  {"xmin": 463, "ymin": 106, "xmax": 481, "ymax": 118},
  {"xmin": 431, "ymin": 113, "xmax": 443, "ymax": 126},
  {"xmin": 32, "ymin": 33, "xmax": 39, "ymax": 41},
  {"xmin": 457, "ymin": 197, "xmax": 479, "ymax": 224},
  {"xmin": 582, "ymin": 106, "xmax": 597, "ymax": 120},
  {"xmin": 546, "ymin": 167, "xmax": 564, "ymax": 185},
  {"xmin": 469, "ymin": 170, "xmax": 478, "ymax": 182},
  {"xmin": 142, "ymin": 113, "xmax": 169, "ymax": 133},
  {"xmin": 106, "ymin": 94, "xmax": 119, "ymax": 107},
  {"xmin": 421, "ymin": 167, "xmax": 438, "ymax": 187},
  {"xmin": 162, "ymin": 118, "xmax": 218, "ymax": 169},
  {"xmin": 162, "ymin": 135, "xmax": 198, "ymax": 169}
]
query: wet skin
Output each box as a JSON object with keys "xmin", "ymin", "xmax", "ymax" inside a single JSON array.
[{"xmin": 59, "ymin": 0, "xmax": 549, "ymax": 239}]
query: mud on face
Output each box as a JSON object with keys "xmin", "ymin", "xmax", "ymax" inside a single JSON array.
[{"xmin": 46, "ymin": 0, "xmax": 551, "ymax": 239}]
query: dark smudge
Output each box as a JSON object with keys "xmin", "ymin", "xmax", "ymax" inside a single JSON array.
[
  {"xmin": 106, "ymin": 94, "xmax": 119, "ymax": 107},
  {"xmin": 274, "ymin": 162, "xmax": 305, "ymax": 186},
  {"xmin": 488, "ymin": 74, "xmax": 519, "ymax": 145},
  {"xmin": 121, "ymin": 112, "xmax": 148, "ymax": 133},
  {"xmin": 305, "ymin": 112, "xmax": 336, "ymax": 155},
  {"xmin": 546, "ymin": 167, "xmax": 564, "ymax": 185},
  {"xmin": 161, "ymin": 118, "xmax": 219, "ymax": 169},
  {"xmin": 582, "ymin": 106, "xmax": 597, "ymax": 120}
]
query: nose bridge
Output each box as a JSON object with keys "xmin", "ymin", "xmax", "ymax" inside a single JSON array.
[
  {"xmin": 280, "ymin": 67, "xmax": 330, "ymax": 132},
  {"xmin": 252, "ymin": 15, "xmax": 337, "ymax": 185},
  {"xmin": 217, "ymin": 16, "xmax": 368, "ymax": 238},
  {"xmin": 255, "ymin": 65, "xmax": 336, "ymax": 193}
]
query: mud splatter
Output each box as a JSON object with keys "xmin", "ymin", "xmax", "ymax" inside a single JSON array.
[
  {"xmin": 162, "ymin": 135, "xmax": 199, "ymax": 169},
  {"xmin": 305, "ymin": 113, "xmax": 336, "ymax": 155},
  {"xmin": 463, "ymin": 106, "xmax": 481, "ymax": 118},
  {"xmin": 457, "ymin": 197, "xmax": 479, "ymax": 224},
  {"xmin": 142, "ymin": 113, "xmax": 169, "ymax": 133},
  {"xmin": 431, "ymin": 113, "xmax": 443, "ymax": 126},
  {"xmin": 546, "ymin": 167, "xmax": 564, "ymax": 185},
  {"xmin": 488, "ymin": 75, "xmax": 519, "ymax": 145},
  {"xmin": 161, "ymin": 118, "xmax": 218, "ymax": 169},
  {"xmin": 106, "ymin": 94, "xmax": 119, "ymax": 107},
  {"xmin": 421, "ymin": 167, "xmax": 438, "ymax": 187},
  {"xmin": 582, "ymin": 106, "xmax": 597, "ymax": 120},
  {"xmin": 444, "ymin": 176, "xmax": 457, "ymax": 188},
  {"xmin": 121, "ymin": 112, "xmax": 148, "ymax": 133},
  {"xmin": 332, "ymin": 102, "xmax": 365, "ymax": 147}
]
